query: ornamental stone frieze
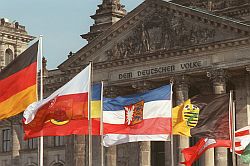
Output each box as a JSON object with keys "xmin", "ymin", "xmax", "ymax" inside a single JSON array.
[
  {"xmin": 106, "ymin": 10, "xmax": 217, "ymax": 60},
  {"xmin": 175, "ymin": 0, "xmax": 249, "ymax": 11}
]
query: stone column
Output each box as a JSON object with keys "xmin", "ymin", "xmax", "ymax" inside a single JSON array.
[
  {"xmin": 132, "ymin": 81, "xmax": 152, "ymax": 166},
  {"xmin": 175, "ymin": 75, "xmax": 189, "ymax": 166},
  {"xmin": 65, "ymin": 135, "xmax": 86, "ymax": 166},
  {"xmin": 104, "ymin": 86, "xmax": 118, "ymax": 166},
  {"xmin": 11, "ymin": 116, "xmax": 21, "ymax": 166},
  {"xmin": 139, "ymin": 141, "xmax": 151, "ymax": 166},
  {"xmin": 209, "ymin": 69, "xmax": 227, "ymax": 166},
  {"xmin": 0, "ymin": 43, "xmax": 5, "ymax": 70}
]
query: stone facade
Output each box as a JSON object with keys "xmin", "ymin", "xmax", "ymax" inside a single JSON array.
[
  {"xmin": 1, "ymin": 0, "xmax": 250, "ymax": 165},
  {"xmin": 0, "ymin": 18, "xmax": 34, "ymax": 70}
]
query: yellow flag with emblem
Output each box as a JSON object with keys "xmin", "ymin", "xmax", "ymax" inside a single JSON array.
[
  {"xmin": 172, "ymin": 99, "xmax": 199, "ymax": 137},
  {"xmin": 172, "ymin": 94, "xmax": 230, "ymax": 140}
]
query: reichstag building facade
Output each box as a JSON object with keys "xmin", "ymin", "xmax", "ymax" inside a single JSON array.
[{"xmin": 0, "ymin": 0, "xmax": 250, "ymax": 165}]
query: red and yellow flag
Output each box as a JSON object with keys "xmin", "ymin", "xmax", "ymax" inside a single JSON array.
[
  {"xmin": 23, "ymin": 65, "xmax": 103, "ymax": 139},
  {"xmin": 0, "ymin": 41, "xmax": 38, "ymax": 120}
]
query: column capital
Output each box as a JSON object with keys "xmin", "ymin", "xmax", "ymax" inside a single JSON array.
[
  {"xmin": 174, "ymin": 75, "xmax": 189, "ymax": 93},
  {"xmin": 9, "ymin": 115, "xmax": 22, "ymax": 125},
  {"xmin": 207, "ymin": 69, "xmax": 228, "ymax": 84},
  {"xmin": 207, "ymin": 69, "xmax": 227, "ymax": 94},
  {"xmin": 174, "ymin": 75, "xmax": 190, "ymax": 85},
  {"xmin": 104, "ymin": 86, "xmax": 120, "ymax": 98},
  {"xmin": 131, "ymin": 81, "xmax": 154, "ymax": 92},
  {"xmin": 246, "ymin": 65, "xmax": 250, "ymax": 73}
]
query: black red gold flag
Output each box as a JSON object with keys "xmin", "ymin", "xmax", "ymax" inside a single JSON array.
[
  {"xmin": 0, "ymin": 41, "xmax": 38, "ymax": 120},
  {"xmin": 172, "ymin": 93, "xmax": 230, "ymax": 140}
]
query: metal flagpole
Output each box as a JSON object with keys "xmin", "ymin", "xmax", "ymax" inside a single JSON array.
[
  {"xmin": 100, "ymin": 81, "xmax": 104, "ymax": 166},
  {"xmin": 229, "ymin": 90, "xmax": 236, "ymax": 166},
  {"xmin": 39, "ymin": 35, "xmax": 44, "ymax": 166},
  {"xmin": 229, "ymin": 90, "xmax": 233, "ymax": 148},
  {"xmin": 170, "ymin": 80, "xmax": 174, "ymax": 166},
  {"xmin": 88, "ymin": 62, "xmax": 93, "ymax": 166},
  {"xmin": 232, "ymin": 101, "xmax": 236, "ymax": 166}
]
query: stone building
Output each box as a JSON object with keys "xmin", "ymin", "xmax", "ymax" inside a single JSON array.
[
  {"xmin": 0, "ymin": 18, "xmax": 34, "ymax": 70},
  {"xmin": 1, "ymin": 0, "xmax": 250, "ymax": 165}
]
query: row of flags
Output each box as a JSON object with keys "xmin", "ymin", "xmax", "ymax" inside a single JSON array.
[{"xmin": 1, "ymin": 41, "xmax": 250, "ymax": 165}]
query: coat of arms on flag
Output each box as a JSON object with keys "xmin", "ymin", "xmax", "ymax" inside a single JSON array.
[
  {"xmin": 183, "ymin": 103, "xmax": 200, "ymax": 128},
  {"xmin": 124, "ymin": 100, "xmax": 144, "ymax": 126},
  {"xmin": 103, "ymin": 84, "xmax": 172, "ymax": 147},
  {"xmin": 173, "ymin": 93, "xmax": 230, "ymax": 139},
  {"xmin": 48, "ymin": 98, "xmax": 72, "ymax": 126},
  {"xmin": 23, "ymin": 64, "xmax": 102, "ymax": 139}
]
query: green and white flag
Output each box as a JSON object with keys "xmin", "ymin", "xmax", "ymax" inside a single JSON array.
[
  {"xmin": 241, "ymin": 144, "xmax": 250, "ymax": 164},
  {"xmin": 235, "ymin": 126, "xmax": 250, "ymax": 164}
]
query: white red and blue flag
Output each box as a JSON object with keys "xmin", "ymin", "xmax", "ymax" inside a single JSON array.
[{"xmin": 103, "ymin": 84, "xmax": 172, "ymax": 147}]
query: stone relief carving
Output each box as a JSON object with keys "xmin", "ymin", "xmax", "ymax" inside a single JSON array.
[
  {"xmin": 106, "ymin": 11, "xmax": 216, "ymax": 60},
  {"xmin": 189, "ymin": 0, "xmax": 248, "ymax": 10}
]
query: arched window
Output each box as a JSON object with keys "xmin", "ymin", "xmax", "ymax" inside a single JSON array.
[
  {"xmin": 27, "ymin": 164, "xmax": 37, "ymax": 166},
  {"xmin": 5, "ymin": 49, "xmax": 14, "ymax": 66},
  {"xmin": 49, "ymin": 160, "xmax": 65, "ymax": 166}
]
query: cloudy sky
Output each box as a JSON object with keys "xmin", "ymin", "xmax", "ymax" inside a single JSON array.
[{"xmin": 0, "ymin": 0, "xmax": 143, "ymax": 69}]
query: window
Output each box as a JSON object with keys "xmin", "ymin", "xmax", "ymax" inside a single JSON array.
[
  {"xmin": 54, "ymin": 136, "xmax": 64, "ymax": 147},
  {"xmin": 2, "ymin": 129, "xmax": 11, "ymax": 152},
  {"xmin": 5, "ymin": 49, "xmax": 13, "ymax": 66},
  {"xmin": 28, "ymin": 138, "xmax": 38, "ymax": 149}
]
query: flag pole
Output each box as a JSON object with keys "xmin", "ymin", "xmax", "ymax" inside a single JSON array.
[
  {"xmin": 229, "ymin": 90, "xmax": 233, "ymax": 148},
  {"xmin": 39, "ymin": 35, "xmax": 44, "ymax": 166},
  {"xmin": 88, "ymin": 62, "xmax": 93, "ymax": 166},
  {"xmin": 100, "ymin": 81, "xmax": 104, "ymax": 166},
  {"xmin": 232, "ymin": 101, "xmax": 236, "ymax": 166},
  {"xmin": 229, "ymin": 90, "xmax": 236, "ymax": 166},
  {"xmin": 170, "ymin": 79, "xmax": 174, "ymax": 166}
]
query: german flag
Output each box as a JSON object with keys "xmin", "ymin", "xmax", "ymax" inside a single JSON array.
[{"xmin": 0, "ymin": 41, "xmax": 38, "ymax": 120}]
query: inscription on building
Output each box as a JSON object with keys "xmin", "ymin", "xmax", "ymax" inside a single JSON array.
[{"xmin": 114, "ymin": 60, "xmax": 207, "ymax": 81}]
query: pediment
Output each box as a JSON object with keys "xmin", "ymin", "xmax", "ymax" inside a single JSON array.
[{"xmin": 58, "ymin": 0, "xmax": 250, "ymax": 70}]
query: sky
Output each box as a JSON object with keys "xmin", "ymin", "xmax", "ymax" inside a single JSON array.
[{"xmin": 0, "ymin": 0, "xmax": 143, "ymax": 69}]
